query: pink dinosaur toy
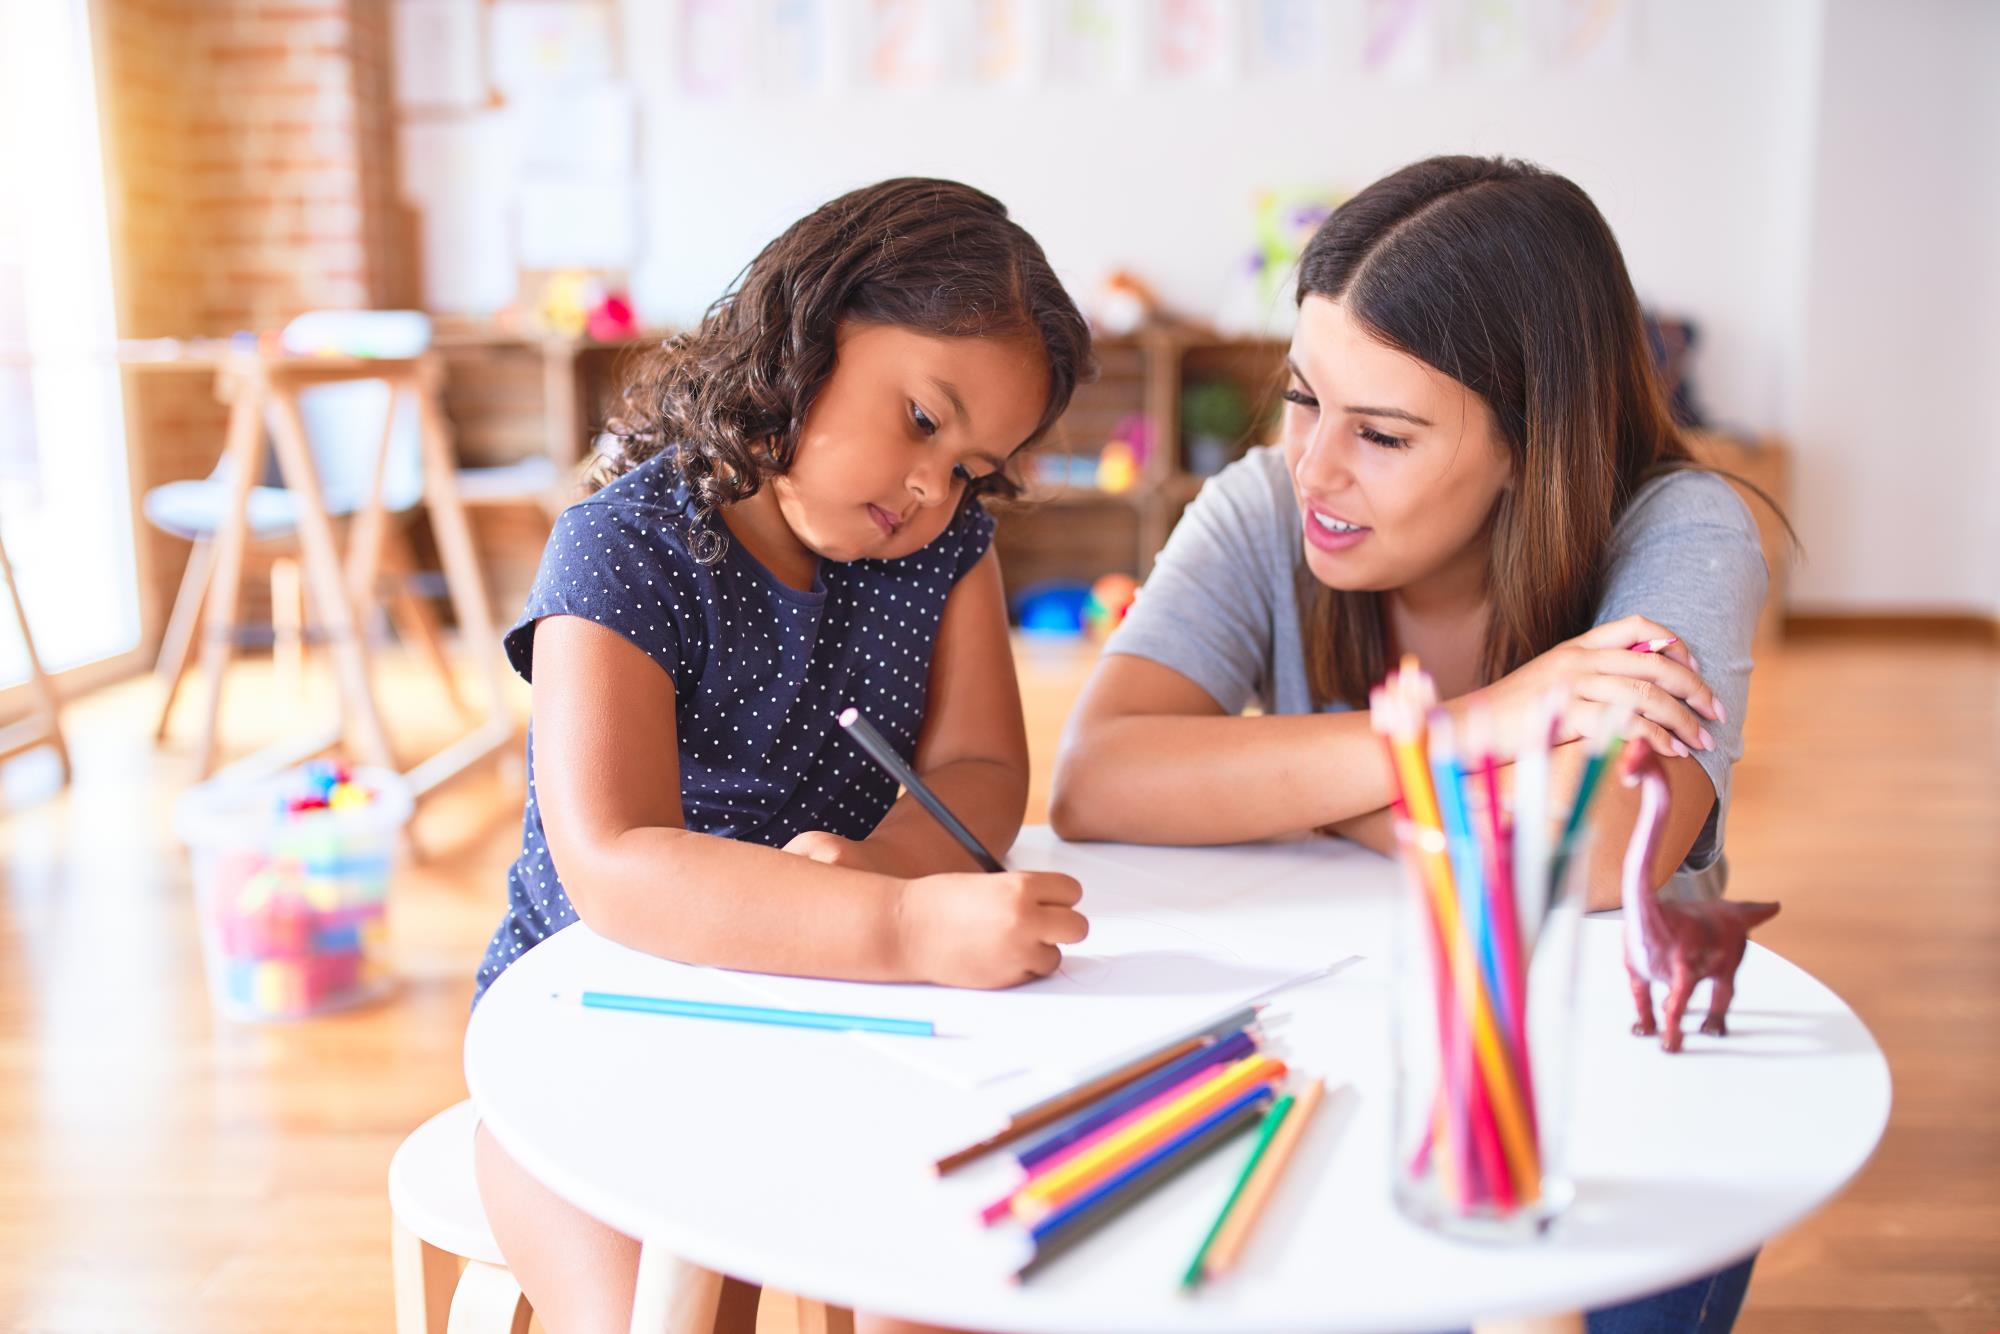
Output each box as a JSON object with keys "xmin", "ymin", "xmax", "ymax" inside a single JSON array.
[{"xmin": 1620, "ymin": 744, "xmax": 1781, "ymax": 1053}]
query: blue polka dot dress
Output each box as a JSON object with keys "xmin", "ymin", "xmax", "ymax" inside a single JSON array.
[{"xmin": 473, "ymin": 453, "xmax": 997, "ymax": 1004}]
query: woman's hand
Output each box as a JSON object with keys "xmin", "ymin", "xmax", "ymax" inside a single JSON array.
[
  {"xmin": 893, "ymin": 870, "xmax": 1089, "ymax": 989},
  {"xmin": 1462, "ymin": 614, "xmax": 1725, "ymax": 759}
]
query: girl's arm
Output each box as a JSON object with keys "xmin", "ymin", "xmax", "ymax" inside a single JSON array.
[
  {"xmin": 530, "ymin": 614, "xmax": 1084, "ymax": 988},
  {"xmin": 850, "ymin": 546, "xmax": 1033, "ymax": 876},
  {"xmin": 1049, "ymin": 653, "xmax": 1400, "ymax": 845}
]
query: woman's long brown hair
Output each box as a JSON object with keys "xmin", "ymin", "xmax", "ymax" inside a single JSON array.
[{"xmin": 1295, "ymin": 155, "xmax": 1760, "ymax": 707}]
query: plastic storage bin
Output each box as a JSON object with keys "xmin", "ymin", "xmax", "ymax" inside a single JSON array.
[{"xmin": 176, "ymin": 762, "xmax": 411, "ymax": 1020}]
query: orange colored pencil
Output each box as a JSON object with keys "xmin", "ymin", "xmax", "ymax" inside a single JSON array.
[
  {"xmin": 1201, "ymin": 1078, "xmax": 1327, "ymax": 1278},
  {"xmin": 1011, "ymin": 1054, "xmax": 1286, "ymax": 1221}
]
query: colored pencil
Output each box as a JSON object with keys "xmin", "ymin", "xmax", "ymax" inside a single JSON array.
[
  {"xmin": 837, "ymin": 707, "xmax": 1005, "ymax": 873},
  {"xmin": 1200, "ymin": 1078, "xmax": 1327, "ymax": 1279},
  {"xmin": 978, "ymin": 1030, "xmax": 1260, "ymax": 1226},
  {"xmin": 1045, "ymin": 1002, "xmax": 1263, "ymax": 1112},
  {"xmin": 1181, "ymin": 1090, "xmax": 1295, "ymax": 1289},
  {"xmin": 1544, "ymin": 708, "xmax": 1633, "ymax": 915},
  {"xmin": 1014, "ymin": 1088, "xmax": 1272, "ymax": 1280},
  {"xmin": 1015, "ymin": 1028, "xmax": 1259, "ymax": 1170},
  {"xmin": 1376, "ymin": 673, "xmax": 1539, "ymax": 1199},
  {"xmin": 1012, "ymin": 1054, "xmax": 1286, "ymax": 1220},
  {"xmin": 1511, "ymin": 692, "xmax": 1558, "ymax": 954},
  {"xmin": 931, "ymin": 1035, "xmax": 1209, "ymax": 1174},
  {"xmin": 579, "ymin": 990, "xmax": 933, "ymax": 1037},
  {"xmin": 1626, "ymin": 635, "xmax": 1678, "ymax": 653}
]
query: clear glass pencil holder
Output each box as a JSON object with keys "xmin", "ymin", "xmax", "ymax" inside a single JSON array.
[{"xmin": 1388, "ymin": 817, "xmax": 1589, "ymax": 1241}]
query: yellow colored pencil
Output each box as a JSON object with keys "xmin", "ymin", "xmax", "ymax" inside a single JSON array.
[
  {"xmin": 1201, "ymin": 1077, "xmax": 1327, "ymax": 1278},
  {"xmin": 1380, "ymin": 669, "xmax": 1540, "ymax": 1195},
  {"xmin": 1012, "ymin": 1054, "xmax": 1286, "ymax": 1220}
]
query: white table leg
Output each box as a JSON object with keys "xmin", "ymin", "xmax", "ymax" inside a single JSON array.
[{"xmin": 628, "ymin": 1241, "xmax": 724, "ymax": 1334}]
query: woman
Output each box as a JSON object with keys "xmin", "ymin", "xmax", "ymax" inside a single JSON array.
[{"xmin": 1052, "ymin": 155, "xmax": 1768, "ymax": 1331}]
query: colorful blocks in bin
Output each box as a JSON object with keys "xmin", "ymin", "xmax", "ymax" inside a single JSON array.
[{"xmin": 220, "ymin": 952, "xmax": 369, "ymax": 1017}]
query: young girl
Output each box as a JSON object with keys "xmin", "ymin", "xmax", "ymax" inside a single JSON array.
[
  {"xmin": 1052, "ymin": 156, "xmax": 1770, "ymax": 1331},
  {"xmin": 473, "ymin": 178, "xmax": 1094, "ymax": 1334}
]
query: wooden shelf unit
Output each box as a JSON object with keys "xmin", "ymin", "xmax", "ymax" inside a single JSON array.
[{"xmin": 995, "ymin": 328, "xmax": 1287, "ymax": 601}]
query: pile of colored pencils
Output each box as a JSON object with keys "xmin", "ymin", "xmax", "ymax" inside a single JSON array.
[
  {"xmin": 933, "ymin": 1008, "xmax": 1323, "ymax": 1282},
  {"xmin": 1370, "ymin": 655, "xmax": 1626, "ymax": 1217}
]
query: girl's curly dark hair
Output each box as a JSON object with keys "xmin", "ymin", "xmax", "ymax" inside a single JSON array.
[{"xmin": 592, "ymin": 177, "xmax": 1095, "ymax": 562}]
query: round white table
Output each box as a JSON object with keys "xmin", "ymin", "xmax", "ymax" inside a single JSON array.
[{"xmin": 465, "ymin": 828, "xmax": 1890, "ymax": 1333}]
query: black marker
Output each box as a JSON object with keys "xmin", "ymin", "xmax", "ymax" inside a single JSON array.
[{"xmin": 836, "ymin": 707, "xmax": 1006, "ymax": 873}]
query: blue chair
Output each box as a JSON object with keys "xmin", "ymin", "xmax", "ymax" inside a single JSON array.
[{"xmin": 147, "ymin": 312, "xmax": 457, "ymax": 743}]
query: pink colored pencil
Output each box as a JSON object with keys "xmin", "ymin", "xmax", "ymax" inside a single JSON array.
[{"xmin": 1626, "ymin": 635, "xmax": 1677, "ymax": 654}]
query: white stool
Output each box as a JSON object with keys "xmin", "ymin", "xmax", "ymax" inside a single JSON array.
[
  {"xmin": 390, "ymin": 1101, "xmax": 857, "ymax": 1334},
  {"xmin": 389, "ymin": 1101, "xmax": 532, "ymax": 1334}
]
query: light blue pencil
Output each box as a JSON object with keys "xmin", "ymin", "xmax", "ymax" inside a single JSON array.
[{"xmin": 580, "ymin": 990, "xmax": 935, "ymax": 1037}]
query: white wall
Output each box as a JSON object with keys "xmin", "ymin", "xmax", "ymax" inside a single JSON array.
[
  {"xmin": 620, "ymin": 0, "xmax": 1817, "ymax": 440},
  {"xmin": 1785, "ymin": 0, "xmax": 2000, "ymax": 614},
  {"xmin": 414, "ymin": 0, "xmax": 2000, "ymax": 614}
]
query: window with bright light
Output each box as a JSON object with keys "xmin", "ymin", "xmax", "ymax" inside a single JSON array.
[{"xmin": 0, "ymin": 0, "xmax": 141, "ymax": 687}]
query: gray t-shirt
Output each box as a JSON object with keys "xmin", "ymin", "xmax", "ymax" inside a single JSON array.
[{"xmin": 1105, "ymin": 445, "xmax": 1768, "ymax": 900}]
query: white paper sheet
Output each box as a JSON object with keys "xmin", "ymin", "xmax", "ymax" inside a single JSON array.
[
  {"xmin": 509, "ymin": 86, "xmax": 636, "ymax": 173},
  {"xmin": 518, "ymin": 176, "xmax": 638, "ymax": 269},
  {"xmin": 719, "ymin": 897, "xmax": 1340, "ymax": 1107}
]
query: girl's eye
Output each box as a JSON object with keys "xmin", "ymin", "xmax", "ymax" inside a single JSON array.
[
  {"xmin": 953, "ymin": 463, "xmax": 989, "ymax": 486},
  {"xmin": 1359, "ymin": 425, "xmax": 1409, "ymax": 450},
  {"xmin": 1281, "ymin": 386, "xmax": 1318, "ymax": 410},
  {"xmin": 911, "ymin": 403, "xmax": 939, "ymax": 437}
]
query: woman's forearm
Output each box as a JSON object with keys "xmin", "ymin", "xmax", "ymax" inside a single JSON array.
[
  {"xmin": 560, "ymin": 826, "xmax": 913, "ymax": 981},
  {"xmin": 1051, "ymin": 709, "xmax": 1399, "ymax": 845}
]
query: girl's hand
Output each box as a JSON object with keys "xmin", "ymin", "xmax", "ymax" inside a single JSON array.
[
  {"xmin": 783, "ymin": 829, "xmax": 907, "ymax": 878},
  {"xmin": 894, "ymin": 870, "xmax": 1089, "ymax": 989},
  {"xmin": 1464, "ymin": 614, "xmax": 1725, "ymax": 759}
]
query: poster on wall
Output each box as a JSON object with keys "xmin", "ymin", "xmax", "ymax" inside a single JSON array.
[
  {"xmin": 1244, "ymin": 0, "xmax": 1333, "ymax": 78},
  {"xmin": 1152, "ymin": 0, "xmax": 1236, "ymax": 82},
  {"xmin": 398, "ymin": 117, "xmax": 517, "ymax": 313},
  {"xmin": 758, "ymin": 0, "xmax": 831, "ymax": 92},
  {"xmin": 1360, "ymin": 0, "xmax": 1440, "ymax": 80},
  {"xmin": 1539, "ymin": 0, "xmax": 1639, "ymax": 72},
  {"xmin": 490, "ymin": 0, "xmax": 617, "ymax": 96},
  {"xmin": 1442, "ymin": 0, "xmax": 1534, "ymax": 75},
  {"xmin": 969, "ymin": 0, "xmax": 1039, "ymax": 86},
  {"xmin": 392, "ymin": 0, "xmax": 485, "ymax": 110},
  {"xmin": 862, "ymin": 0, "xmax": 947, "ymax": 88},
  {"xmin": 519, "ymin": 178, "xmax": 639, "ymax": 270},
  {"xmin": 1045, "ymin": 0, "xmax": 1141, "ymax": 84},
  {"xmin": 679, "ymin": 0, "xmax": 746, "ymax": 98}
]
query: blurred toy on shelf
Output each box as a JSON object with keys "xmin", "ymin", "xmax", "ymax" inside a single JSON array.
[
  {"xmin": 1084, "ymin": 573, "xmax": 1139, "ymax": 639},
  {"xmin": 1013, "ymin": 580, "xmax": 1094, "ymax": 636},
  {"xmin": 1181, "ymin": 378, "xmax": 1253, "ymax": 476},
  {"xmin": 1092, "ymin": 269, "xmax": 1163, "ymax": 336},
  {"xmin": 533, "ymin": 269, "xmax": 639, "ymax": 341}
]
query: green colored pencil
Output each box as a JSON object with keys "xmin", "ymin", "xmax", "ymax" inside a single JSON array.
[{"xmin": 1179, "ymin": 1090, "xmax": 1296, "ymax": 1290}]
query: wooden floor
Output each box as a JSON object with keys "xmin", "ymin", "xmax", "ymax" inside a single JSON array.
[{"xmin": 0, "ymin": 636, "xmax": 1993, "ymax": 1332}]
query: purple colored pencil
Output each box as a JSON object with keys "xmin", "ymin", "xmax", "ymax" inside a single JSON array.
[
  {"xmin": 1013, "ymin": 1028, "xmax": 1259, "ymax": 1170},
  {"xmin": 1013, "ymin": 1085, "xmax": 1276, "ymax": 1279}
]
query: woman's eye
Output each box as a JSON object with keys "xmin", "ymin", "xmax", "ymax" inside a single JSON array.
[
  {"xmin": 911, "ymin": 403, "xmax": 939, "ymax": 436},
  {"xmin": 952, "ymin": 463, "xmax": 984, "ymax": 485},
  {"xmin": 1359, "ymin": 425, "xmax": 1409, "ymax": 449},
  {"xmin": 1281, "ymin": 387, "xmax": 1318, "ymax": 410}
]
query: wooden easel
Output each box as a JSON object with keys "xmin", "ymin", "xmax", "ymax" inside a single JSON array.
[
  {"xmin": 164, "ymin": 346, "xmax": 514, "ymax": 808},
  {"xmin": 0, "ymin": 518, "xmax": 70, "ymax": 784}
]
